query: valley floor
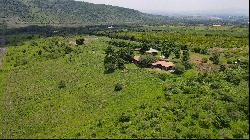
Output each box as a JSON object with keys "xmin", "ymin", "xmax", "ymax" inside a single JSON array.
[{"xmin": 0, "ymin": 33, "xmax": 248, "ymax": 139}]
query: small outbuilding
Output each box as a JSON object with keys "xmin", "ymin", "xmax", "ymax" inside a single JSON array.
[
  {"xmin": 133, "ymin": 56, "xmax": 140, "ymax": 64},
  {"xmin": 146, "ymin": 48, "xmax": 159, "ymax": 55}
]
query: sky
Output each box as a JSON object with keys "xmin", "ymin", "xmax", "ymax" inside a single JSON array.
[{"xmin": 78, "ymin": 0, "xmax": 249, "ymax": 14}]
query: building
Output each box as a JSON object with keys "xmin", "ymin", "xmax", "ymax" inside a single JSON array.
[
  {"xmin": 108, "ymin": 25, "xmax": 114, "ymax": 29},
  {"xmin": 133, "ymin": 56, "xmax": 140, "ymax": 64},
  {"xmin": 146, "ymin": 48, "xmax": 159, "ymax": 55},
  {"xmin": 212, "ymin": 24, "xmax": 222, "ymax": 27},
  {"xmin": 152, "ymin": 61, "xmax": 175, "ymax": 71}
]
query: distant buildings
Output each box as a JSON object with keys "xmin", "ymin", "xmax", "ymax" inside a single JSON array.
[
  {"xmin": 212, "ymin": 24, "xmax": 222, "ymax": 27},
  {"xmin": 146, "ymin": 48, "xmax": 159, "ymax": 55},
  {"xmin": 132, "ymin": 55, "xmax": 175, "ymax": 71},
  {"xmin": 133, "ymin": 56, "xmax": 140, "ymax": 64},
  {"xmin": 152, "ymin": 61, "xmax": 175, "ymax": 71},
  {"xmin": 108, "ymin": 25, "xmax": 114, "ymax": 29}
]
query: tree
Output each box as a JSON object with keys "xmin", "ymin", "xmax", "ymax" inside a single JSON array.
[
  {"xmin": 114, "ymin": 83, "xmax": 123, "ymax": 91},
  {"xmin": 210, "ymin": 53, "xmax": 220, "ymax": 64},
  {"xmin": 182, "ymin": 50, "xmax": 191, "ymax": 69},
  {"xmin": 105, "ymin": 46, "xmax": 114, "ymax": 56},
  {"xmin": 174, "ymin": 63, "xmax": 185, "ymax": 74},
  {"xmin": 182, "ymin": 50, "xmax": 190, "ymax": 62},
  {"xmin": 76, "ymin": 38, "xmax": 85, "ymax": 45},
  {"xmin": 117, "ymin": 48, "xmax": 133, "ymax": 63},
  {"xmin": 58, "ymin": 80, "xmax": 66, "ymax": 89},
  {"xmin": 173, "ymin": 48, "xmax": 181, "ymax": 59},
  {"xmin": 180, "ymin": 44, "xmax": 188, "ymax": 50},
  {"xmin": 202, "ymin": 58, "xmax": 208, "ymax": 63},
  {"xmin": 140, "ymin": 42, "xmax": 149, "ymax": 54},
  {"xmin": 139, "ymin": 54, "xmax": 157, "ymax": 67},
  {"xmin": 117, "ymin": 58, "xmax": 125, "ymax": 70}
]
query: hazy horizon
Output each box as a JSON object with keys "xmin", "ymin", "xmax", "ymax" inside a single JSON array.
[{"xmin": 78, "ymin": 0, "xmax": 249, "ymax": 15}]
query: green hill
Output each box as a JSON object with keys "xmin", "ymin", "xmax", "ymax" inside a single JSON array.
[{"xmin": 1, "ymin": 0, "xmax": 168, "ymax": 26}]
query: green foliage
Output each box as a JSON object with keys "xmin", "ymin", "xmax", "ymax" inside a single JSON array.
[
  {"xmin": 138, "ymin": 54, "xmax": 157, "ymax": 67},
  {"xmin": 114, "ymin": 83, "xmax": 123, "ymax": 91},
  {"xmin": 182, "ymin": 50, "xmax": 192, "ymax": 70},
  {"xmin": 174, "ymin": 63, "xmax": 185, "ymax": 74},
  {"xmin": 192, "ymin": 47, "xmax": 208, "ymax": 54},
  {"xmin": 76, "ymin": 38, "xmax": 85, "ymax": 45},
  {"xmin": 209, "ymin": 53, "xmax": 220, "ymax": 64},
  {"xmin": 224, "ymin": 68, "xmax": 241, "ymax": 85},
  {"xmin": 105, "ymin": 46, "xmax": 115, "ymax": 56},
  {"xmin": 0, "ymin": 25, "xmax": 248, "ymax": 139},
  {"xmin": 58, "ymin": 80, "xmax": 66, "ymax": 89},
  {"xmin": 140, "ymin": 42, "xmax": 150, "ymax": 54},
  {"xmin": 201, "ymin": 57, "xmax": 208, "ymax": 63},
  {"xmin": 103, "ymin": 45, "xmax": 133, "ymax": 73},
  {"xmin": 2, "ymin": 0, "xmax": 168, "ymax": 26}
]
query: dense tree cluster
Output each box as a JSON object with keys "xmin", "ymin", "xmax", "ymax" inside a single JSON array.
[{"xmin": 104, "ymin": 45, "xmax": 134, "ymax": 73}]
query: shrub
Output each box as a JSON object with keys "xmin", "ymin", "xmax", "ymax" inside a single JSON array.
[
  {"xmin": 174, "ymin": 63, "xmax": 185, "ymax": 74},
  {"xmin": 201, "ymin": 58, "xmax": 208, "ymax": 63},
  {"xmin": 119, "ymin": 113, "xmax": 130, "ymax": 122},
  {"xmin": 138, "ymin": 54, "xmax": 157, "ymax": 67},
  {"xmin": 104, "ymin": 63, "xmax": 116, "ymax": 74},
  {"xmin": 224, "ymin": 69, "xmax": 241, "ymax": 85},
  {"xmin": 219, "ymin": 65, "xmax": 226, "ymax": 72},
  {"xmin": 76, "ymin": 38, "xmax": 85, "ymax": 45},
  {"xmin": 158, "ymin": 73, "xmax": 167, "ymax": 81},
  {"xmin": 105, "ymin": 46, "xmax": 114, "ymax": 56},
  {"xmin": 227, "ymin": 58, "xmax": 235, "ymax": 64},
  {"xmin": 209, "ymin": 53, "xmax": 220, "ymax": 64},
  {"xmin": 58, "ymin": 80, "xmax": 66, "ymax": 89},
  {"xmin": 182, "ymin": 61, "xmax": 192, "ymax": 70},
  {"xmin": 213, "ymin": 115, "xmax": 230, "ymax": 129},
  {"xmin": 114, "ymin": 83, "xmax": 123, "ymax": 91},
  {"xmin": 116, "ymin": 58, "xmax": 125, "ymax": 70}
]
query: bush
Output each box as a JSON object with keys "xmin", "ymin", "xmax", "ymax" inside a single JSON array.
[
  {"xmin": 114, "ymin": 83, "xmax": 123, "ymax": 91},
  {"xmin": 192, "ymin": 47, "xmax": 208, "ymax": 54},
  {"xmin": 209, "ymin": 53, "xmax": 220, "ymax": 64},
  {"xmin": 119, "ymin": 113, "xmax": 130, "ymax": 122},
  {"xmin": 158, "ymin": 73, "xmax": 167, "ymax": 81},
  {"xmin": 219, "ymin": 65, "xmax": 226, "ymax": 72},
  {"xmin": 138, "ymin": 54, "xmax": 157, "ymax": 67},
  {"xmin": 104, "ymin": 63, "xmax": 116, "ymax": 73},
  {"xmin": 76, "ymin": 38, "xmax": 85, "ymax": 45},
  {"xmin": 213, "ymin": 115, "xmax": 230, "ymax": 129},
  {"xmin": 224, "ymin": 69, "xmax": 241, "ymax": 85},
  {"xmin": 58, "ymin": 80, "xmax": 66, "ymax": 89},
  {"xmin": 201, "ymin": 58, "xmax": 208, "ymax": 63},
  {"xmin": 227, "ymin": 58, "xmax": 235, "ymax": 64},
  {"xmin": 174, "ymin": 63, "xmax": 185, "ymax": 74}
]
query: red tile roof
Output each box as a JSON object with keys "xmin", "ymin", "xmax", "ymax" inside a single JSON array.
[{"xmin": 152, "ymin": 61, "xmax": 175, "ymax": 67}]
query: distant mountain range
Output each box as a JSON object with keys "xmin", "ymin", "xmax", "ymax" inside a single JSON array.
[
  {"xmin": 0, "ymin": 0, "xmax": 168, "ymax": 27},
  {"xmin": 148, "ymin": 9, "xmax": 249, "ymax": 17}
]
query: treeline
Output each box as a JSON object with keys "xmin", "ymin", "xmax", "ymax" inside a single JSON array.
[{"xmin": 1, "ymin": 0, "xmax": 169, "ymax": 26}]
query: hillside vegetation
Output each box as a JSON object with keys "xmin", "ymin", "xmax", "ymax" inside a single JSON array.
[
  {"xmin": 1, "ymin": 0, "xmax": 167, "ymax": 27},
  {"xmin": 0, "ymin": 24, "xmax": 249, "ymax": 138}
]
